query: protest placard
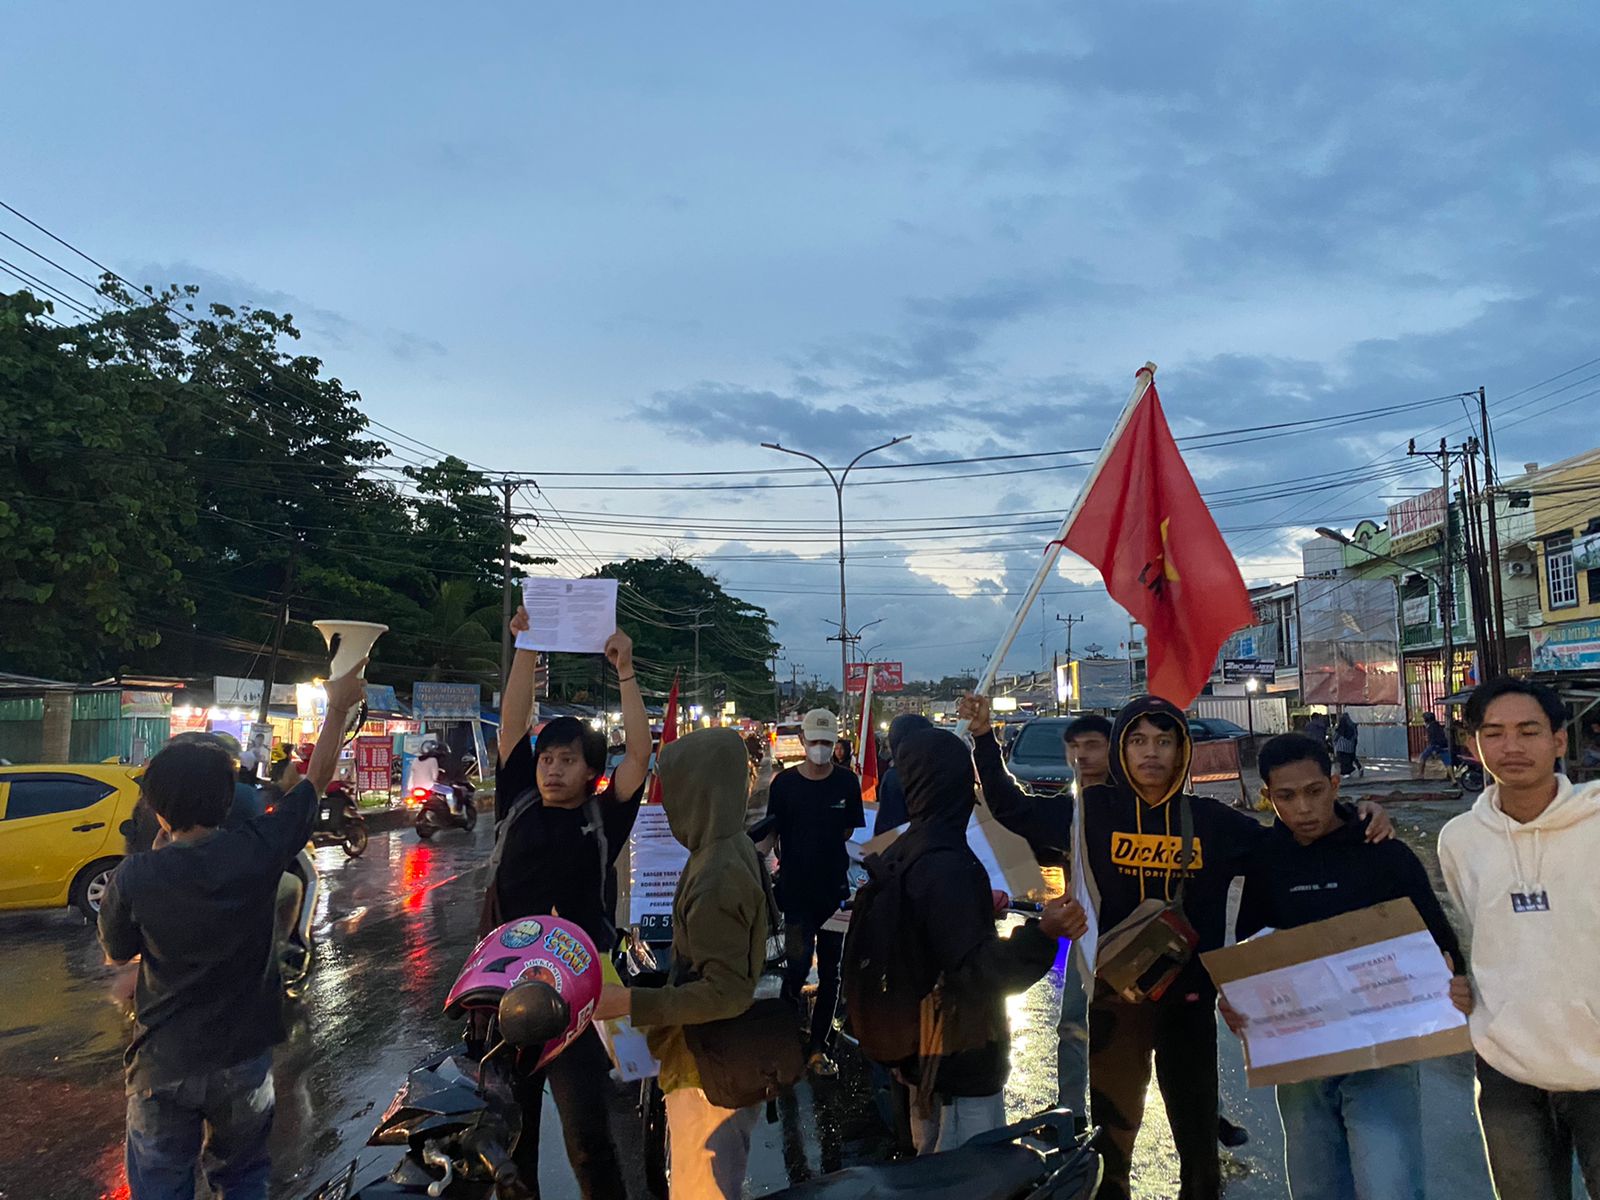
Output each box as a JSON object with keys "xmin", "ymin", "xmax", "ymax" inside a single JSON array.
[
  {"xmin": 625, "ymin": 805, "xmax": 689, "ymax": 939},
  {"xmin": 516, "ymin": 577, "xmax": 619, "ymax": 654},
  {"xmin": 1202, "ymin": 898, "xmax": 1471, "ymax": 1086}
]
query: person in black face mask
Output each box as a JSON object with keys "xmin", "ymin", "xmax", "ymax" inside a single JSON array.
[{"xmin": 844, "ymin": 727, "xmax": 1083, "ymax": 1154}]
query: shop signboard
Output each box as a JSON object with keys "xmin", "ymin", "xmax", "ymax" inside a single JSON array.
[
  {"xmin": 1575, "ymin": 532, "xmax": 1600, "ymax": 573},
  {"xmin": 120, "ymin": 690, "xmax": 173, "ymax": 717},
  {"xmin": 1387, "ymin": 486, "xmax": 1448, "ymax": 549},
  {"xmin": 1531, "ymin": 618, "xmax": 1600, "ymax": 673},
  {"xmin": 411, "ymin": 682, "xmax": 481, "ymax": 720},
  {"xmin": 214, "ymin": 676, "xmax": 296, "ymax": 709},
  {"xmin": 1222, "ymin": 658, "xmax": 1276, "ymax": 684},
  {"xmin": 355, "ymin": 736, "xmax": 393, "ymax": 793}
]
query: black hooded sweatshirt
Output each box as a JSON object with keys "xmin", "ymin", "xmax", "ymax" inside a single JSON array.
[
  {"xmin": 845, "ymin": 728, "xmax": 1057, "ymax": 1101},
  {"xmin": 1083, "ymin": 695, "xmax": 1268, "ymax": 1005},
  {"xmin": 1236, "ymin": 817, "xmax": 1464, "ymax": 970}
]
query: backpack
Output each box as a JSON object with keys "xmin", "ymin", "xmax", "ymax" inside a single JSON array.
[{"xmin": 842, "ymin": 853, "xmax": 935, "ymax": 1066}]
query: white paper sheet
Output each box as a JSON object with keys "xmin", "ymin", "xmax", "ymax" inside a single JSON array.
[
  {"xmin": 627, "ymin": 806, "xmax": 689, "ymax": 928},
  {"xmin": 1219, "ymin": 930, "xmax": 1466, "ymax": 1070},
  {"xmin": 1070, "ymin": 786, "xmax": 1099, "ymax": 979},
  {"xmin": 516, "ymin": 577, "xmax": 619, "ymax": 654},
  {"xmin": 595, "ymin": 1017, "xmax": 660, "ymax": 1081}
]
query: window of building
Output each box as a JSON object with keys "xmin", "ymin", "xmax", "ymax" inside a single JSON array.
[{"xmin": 1546, "ymin": 533, "xmax": 1579, "ymax": 609}]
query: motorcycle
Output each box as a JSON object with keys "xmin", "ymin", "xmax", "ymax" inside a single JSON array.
[
  {"xmin": 412, "ymin": 779, "xmax": 479, "ymax": 840},
  {"xmin": 769, "ymin": 1110, "xmax": 1101, "ymax": 1199},
  {"xmin": 302, "ymin": 916, "xmax": 602, "ymax": 1199},
  {"xmin": 276, "ymin": 845, "xmax": 320, "ymax": 1001},
  {"xmin": 315, "ymin": 780, "xmax": 371, "ymax": 856}
]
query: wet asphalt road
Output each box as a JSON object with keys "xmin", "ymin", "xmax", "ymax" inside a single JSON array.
[{"xmin": 0, "ymin": 805, "xmax": 1510, "ymax": 1199}]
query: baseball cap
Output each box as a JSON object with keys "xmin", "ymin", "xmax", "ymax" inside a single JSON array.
[{"xmin": 801, "ymin": 709, "xmax": 839, "ymax": 743}]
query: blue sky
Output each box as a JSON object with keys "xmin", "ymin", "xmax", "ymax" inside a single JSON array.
[{"xmin": 5, "ymin": 2, "xmax": 1599, "ymax": 685}]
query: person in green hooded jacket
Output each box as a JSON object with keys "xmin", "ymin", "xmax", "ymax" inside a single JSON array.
[{"xmin": 595, "ymin": 726, "xmax": 769, "ymax": 1199}]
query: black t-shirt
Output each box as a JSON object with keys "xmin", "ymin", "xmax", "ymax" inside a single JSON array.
[
  {"xmin": 492, "ymin": 738, "xmax": 644, "ymax": 951},
  {"xmin": 767, "ymin": 764, "xmax": 865, "ymax": 925},
  {"xmin": 98, "ymin": 779, "xmax": 317, "ymax": 1089}
]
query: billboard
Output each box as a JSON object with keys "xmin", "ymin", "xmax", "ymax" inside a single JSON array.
[
  {"xmin": 1297, "ymin": 577, "xmax": 1402, "ymax": 705},
  {"xmin": 411, "ymin": 682, "xmax": 482, "ymax": 719},
  {"xmin": 1387, "ymin": 487, "xmax": 1448, "ymax": 548},
  {"xmin": 1531, "ymin": 618, "xmax": 1600, "ymax": 673},
  {"xmin": 845, "ymin": 662, "xmax": 904, "ymax": 693}
]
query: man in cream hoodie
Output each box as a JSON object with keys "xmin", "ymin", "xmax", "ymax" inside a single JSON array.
[{"xmin": 1439, "ymin": 677, "xmax": 1600, "ymax": 1199}]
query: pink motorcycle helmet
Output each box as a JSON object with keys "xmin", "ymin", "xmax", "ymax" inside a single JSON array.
[{"xmin": 445, "ymin": 916, "xmax": 603, "ymax": 1071}]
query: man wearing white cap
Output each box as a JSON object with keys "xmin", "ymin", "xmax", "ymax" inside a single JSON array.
[{"xmin": 763, "ymin": 707, "xmax": 864, "ymax": 1076}]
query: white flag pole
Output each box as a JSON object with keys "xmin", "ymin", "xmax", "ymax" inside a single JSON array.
[
  {"xmin": 858, "ymin": 662, "xmax": 876, "ymax": 754},
  {"xmin": 960, "ymin": 362, "xmax": 1157, "ymax": 727}
]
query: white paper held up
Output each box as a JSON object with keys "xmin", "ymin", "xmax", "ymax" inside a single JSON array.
[{"xmin": 517, "ymin": 578, "xmax": 619, "ymax": 654}]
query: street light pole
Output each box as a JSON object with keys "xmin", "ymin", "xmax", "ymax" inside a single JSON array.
[{"xmin": 763, "ymin": 435, "xmax": 910, "ymax": 725}]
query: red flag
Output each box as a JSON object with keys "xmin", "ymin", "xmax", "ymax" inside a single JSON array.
[
  {"xmin": 649, "ymin": 672, "xmax": 679, "ymax": 804},
  {"xmin": 1062, "ymin": 381, "xmax": 1254, "ymax": 708}
]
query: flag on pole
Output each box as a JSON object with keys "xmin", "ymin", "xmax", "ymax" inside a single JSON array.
[
  {"xmin": 649, "ymin": 672, "xmax": 680, "ymax": 805},
  {"xmin": 1060, "ymin": 380, "xmax": 1254, "ymax": 709},
  {"xmin": 857, "ymin": 665, "xmax": 879, "ymax": 803}
]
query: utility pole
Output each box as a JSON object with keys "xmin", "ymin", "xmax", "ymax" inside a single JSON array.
[
  {"xmin": 688, "ymin": 606, "xmax": 711, "ymax": 712},
  {"xmin": 1479, "ymin": 386, "xmax": 1509, "ymax": 673},
  {"xmin": 1409, "ymin": 438, "xmax": 1470, "ymax": 752},
  {"xmin": 770, "ymin": 650, "xmax": 782, "ymax": 723},
  {"xmin": 1055, "ymin": 613, "xmax": 1084, "ymax": 714},
  {"xmin": 258, "ymin": 546, "xmax": 299, "ymax": 725},
  {"xmin": 500, "ymin": 478, "xmax": 515, "ymax": 701}
]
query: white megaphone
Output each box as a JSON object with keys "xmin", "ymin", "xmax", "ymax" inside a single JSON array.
[{"xmin": 313, "ymin": 620, "xmax": 388, "ymax": 678}]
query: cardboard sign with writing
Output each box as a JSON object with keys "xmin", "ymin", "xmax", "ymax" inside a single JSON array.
[
  {"xmin": 1202, "ymin": 898, "xmax": 1471, "ymax": 1087},
  {"xmin": 861, "ymin": 798, "xmax": 1048, "ymax": 902}
]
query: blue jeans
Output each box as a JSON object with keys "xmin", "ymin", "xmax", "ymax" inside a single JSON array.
[
  {"xmin": 126, "ymin": 1051, "xmax": 275, "ymax": 1200},
  {"xmin": 1057, "ymin": 944, "xmax": 1090, "ymax": 1117},
  {"xmin": 1276, "ymin": 1063, "xmax": 1423, "ymax": 1200}
]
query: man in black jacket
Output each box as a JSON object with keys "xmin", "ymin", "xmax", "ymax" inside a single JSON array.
[
  {"xmin": 1227, "ymin": 733, "xmax": 1469, "ymax": 1200},
  {"xmin": 843, "ymin": 728, "xmax": 1083, "ymax": 1153}
]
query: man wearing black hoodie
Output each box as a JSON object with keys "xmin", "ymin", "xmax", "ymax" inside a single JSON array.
[{"xmin": 843, "ymin": 727, "xmax": 1082, "ymax": 1153}]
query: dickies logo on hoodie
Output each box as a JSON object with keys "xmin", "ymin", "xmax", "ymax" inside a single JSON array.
[{"xmin": 1111, "ymin": 832, "xmax": 1204, "ymax": 874}]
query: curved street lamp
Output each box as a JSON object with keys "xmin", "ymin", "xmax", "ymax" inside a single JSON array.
[{"xmin": 766, "ymin": 436, "xmax": 910, "ymax": 725}]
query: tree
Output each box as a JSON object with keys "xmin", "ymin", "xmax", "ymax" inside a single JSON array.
[{"xmin": 0, "ymin": 292, "xmax": 199, "ymax": 677}]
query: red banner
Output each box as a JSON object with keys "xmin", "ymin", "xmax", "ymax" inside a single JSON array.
[
  {"xmin": 845, "ymin": 662, "xmax": 903, "ymax": 693},
  {"xmin": 355, "ymin": 736, "xmax": 392, "ymax": 794}
]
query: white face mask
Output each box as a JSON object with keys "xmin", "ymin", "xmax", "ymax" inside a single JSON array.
[{"xmin": 806, "ymin": 743, "xmax": 833, "ymax": 766}]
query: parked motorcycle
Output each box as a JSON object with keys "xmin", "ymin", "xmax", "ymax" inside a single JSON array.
[
  {"xmin": 769, "ymin": 1110, "xmax": 1101, "ymax": 1199},
  {"xmin": 412, "ymin": 779, "xmax": 479, "ymax": 840},
  {"xmin": 301, "ymin": 916, "xmax": 601, "ymax": 1200},
  {"xmin": 315, "ymin": 779, "xmax": 370, "ymax": 856}
]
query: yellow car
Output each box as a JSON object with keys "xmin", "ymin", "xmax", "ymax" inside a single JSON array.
[{"xmin": 0, "ymin": 763, "xmax": 144, "ymax": 920}]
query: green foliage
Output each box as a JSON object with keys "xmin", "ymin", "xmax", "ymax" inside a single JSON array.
[{"xmin": 0, "ymin": 284, "xmax": 536, "ymax": 686}]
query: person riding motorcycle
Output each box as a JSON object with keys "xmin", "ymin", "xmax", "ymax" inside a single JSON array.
[{"xmin": 419, "ymin": 738, "xmax": 474, "ymax": 816}]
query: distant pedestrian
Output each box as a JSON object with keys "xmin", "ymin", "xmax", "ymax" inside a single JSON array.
[
  {"xmin": 1417, "ymin": 712, "xmax": 1450, "ymax": 778},
  {"xmin": 1439, "ymin": 677, "xmax": 1600, "ymax": 1200},
  {"xmin": 99, "ymin": 660, "xmax": 367, "ymax": 1200},
  {"xmin": 1305, "ymin": 711, "xmax": 1330, "ymax": 749},
  {"xmin": 764, "ymin": 708, "xmax": 864, "ymax": 1076},
  {"xmin": 832, "ymin": 736, "xmax": 853, "ymax": 769},
  {"xmin": 1333, "ymin": 712, "xmax": 1362, "ymax": 777},
  {"xmin": 1227, "ymin": 733, "xmax": 1469, "ymax": 1200}
]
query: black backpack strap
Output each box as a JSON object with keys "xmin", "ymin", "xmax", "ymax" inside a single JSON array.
[{"xmin": 1172, "ymin": 795, "xmax": 1196, "ymax": 908}]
